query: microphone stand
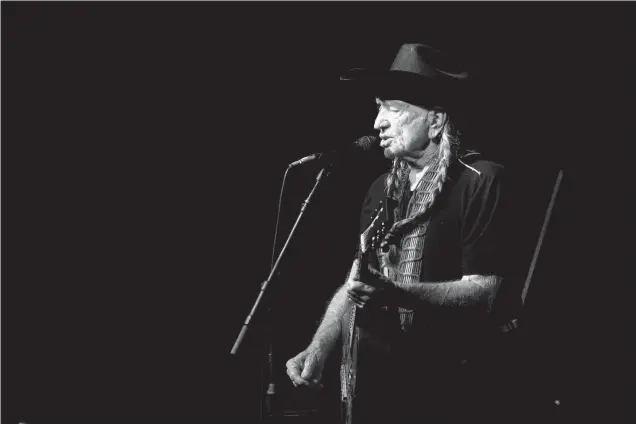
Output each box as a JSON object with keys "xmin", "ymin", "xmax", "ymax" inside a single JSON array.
[{"xmin": 231, "ymin": 166, "xmax": 330, "ymax": 423}]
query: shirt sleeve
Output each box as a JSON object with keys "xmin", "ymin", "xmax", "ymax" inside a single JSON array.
[{"xmin": 461, "ymin": 163, "xmax": 509, "ymax": 276}]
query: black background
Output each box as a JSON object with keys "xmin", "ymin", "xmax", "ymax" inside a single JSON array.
[{"xmin": 2, "ymin": 2, "xmax": 632, "ymax": 423}]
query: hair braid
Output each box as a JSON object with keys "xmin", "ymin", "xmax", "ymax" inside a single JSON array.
[
  {"xmin": 385, "ymin": 158, "xmax": 410, "ymax": 201},
  {"xmin": 381, "ymin": 118, "xmax": 460, "ymax": 248}
]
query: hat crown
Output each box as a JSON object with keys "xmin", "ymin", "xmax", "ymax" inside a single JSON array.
[
  {"xmin": 338, "ymin": 43, "xmax": 470, "ymax": 110},
  {"xmin": 390, "ymin": 43, "xmax": 468, "ymax": 80}
]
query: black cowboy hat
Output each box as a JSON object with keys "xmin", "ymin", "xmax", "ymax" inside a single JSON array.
[{"xmin": 340, "ymin": 43, "xmax": 470, "ymax": 110}]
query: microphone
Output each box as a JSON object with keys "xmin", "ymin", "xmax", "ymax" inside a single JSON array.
[{"xmin": 288, "ymin": 135, "xmax": 380, "ymax": 168}]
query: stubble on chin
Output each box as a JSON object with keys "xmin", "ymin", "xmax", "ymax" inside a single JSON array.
[{"xmin": 383, "ymin": 148, "xmax": 396, "ymax": 160}]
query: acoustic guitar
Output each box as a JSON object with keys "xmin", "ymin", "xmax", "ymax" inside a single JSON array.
[{"xmin": 340, "ymin": 197, "xmax": 398, "ymax": 424}]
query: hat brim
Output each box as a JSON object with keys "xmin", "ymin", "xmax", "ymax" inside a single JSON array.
[
  {"xmin": 340, "ymin": 68, "xmax": 435, "ymax": 82},
  {"xmin": 340, "ymin": 68, "xmax": 463, "ymax": 110}
]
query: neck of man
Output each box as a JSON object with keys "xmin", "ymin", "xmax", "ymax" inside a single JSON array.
[
  {"xmin": 405, "ymin": 141, "xmax": 439, "ymax": 190},
  {"xmin": 405, "ymin": 140, "xmax": 439, "ymax": 170}
]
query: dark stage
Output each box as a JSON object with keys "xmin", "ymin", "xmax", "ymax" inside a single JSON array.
[{"xmin": 2, "ymin": 2, "xmax": 632, "ymax": 423}]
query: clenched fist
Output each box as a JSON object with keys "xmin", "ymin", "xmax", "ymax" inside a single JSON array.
[{"xmin": 285, "ymin": 347, "xmax": 327, "ymax": 390}]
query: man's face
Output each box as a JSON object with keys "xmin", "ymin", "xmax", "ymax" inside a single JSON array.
[{"xmin": 373, "ymin": 98, "xmax": 432, "ymax": 161}]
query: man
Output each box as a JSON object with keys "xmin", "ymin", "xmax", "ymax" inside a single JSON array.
[{"xmin": 286, "ymin": 43, "xmax": 515, "ymax": 423}]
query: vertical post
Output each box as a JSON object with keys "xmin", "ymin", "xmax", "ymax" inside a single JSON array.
[
  {"xmin": 522, "ymin": 170, "xmax": 563, "ymax": 304},
  {"xmin": 231, "ymin": 167, "xmax": 330, "ymax": 424}
]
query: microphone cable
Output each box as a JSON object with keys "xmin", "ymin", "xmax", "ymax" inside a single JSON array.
[{"xmin": 270, "ymin": 166, "xmax": 291, "ymax": 271}]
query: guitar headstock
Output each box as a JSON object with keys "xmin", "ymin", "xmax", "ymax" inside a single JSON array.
[
  {"xmin": 369, "ymin": 218, "xmax": 390, "ymax": 252},
  {"xmin": 360, "ymin": 200, "xmax": 391, "ymax": 255}
]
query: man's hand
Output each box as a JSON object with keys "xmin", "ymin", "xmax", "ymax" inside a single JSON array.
[
  {"xmin": 285, "ymin": 347, "xmax": 326, "ymax": 390},
  {"xmin": 346, "ymin": 260, "xmax": 395, "ymax": 308}
]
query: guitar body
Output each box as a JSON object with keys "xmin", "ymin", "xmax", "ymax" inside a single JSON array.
[
  {"xmin": 340, "ymin": 197, "xmax": 400, "ymax": 424},
  {"xmin": 341, "ymin": 299, "xmax": 400, "ymax": 424}
]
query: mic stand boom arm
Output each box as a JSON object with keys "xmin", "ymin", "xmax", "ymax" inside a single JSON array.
[{"xmin": 231, "ymin": 167, "xmax": 329, "ymax": 422}]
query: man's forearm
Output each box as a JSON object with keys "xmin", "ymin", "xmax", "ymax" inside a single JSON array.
[
  {"xmin": 391, "ymin": 275, "xmax": 502, "ymax": 310},
  {"xmin": 308, "ymin": 285, "xmax": 350, "ymax": 352}
]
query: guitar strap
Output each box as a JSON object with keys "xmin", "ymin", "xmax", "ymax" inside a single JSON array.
[{"xmin": 388, "ymin": 156, "xmax": 443, "ymax": 331}]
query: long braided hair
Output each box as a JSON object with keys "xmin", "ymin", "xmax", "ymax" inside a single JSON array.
[{"xmin": 382, "ymin": 114, "xmax": 462, "ymax": 247}]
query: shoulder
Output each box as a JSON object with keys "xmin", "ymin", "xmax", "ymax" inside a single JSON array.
[
  {"xmin": 453, "ymin": 159, "xmax": 506, "ymax": 193},
  {"xmin": 365, "ymin": 171, "xmax": 390, "ymax": 199},
  {"xmin": 359, "ymin": 172, "xmax": 389, "ymax": 232},
  {"xmin": 457, "ymin": 158, "xmax": 505, "ymax": 181}
]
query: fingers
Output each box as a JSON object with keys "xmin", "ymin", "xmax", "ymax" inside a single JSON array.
[
  {"xmin": 347, "ymin": 279, "xmax": 376, "ymax": 308},
  {"xmin": 366, "ymin": 263, "xmax": 382, "ymax": 277},
  {"xmin": 300, "ymin": 356, "xmax": 323, "ymax": 389},
  {"xmin": 286, "ymin": 355, "xmax": 323, "ymax": 390},
  {"xmin": 347, "ymin": 290, "xmax": 369, "ymax": 308},
  {"xmin": 286, "ymin": 358, "xmax": 310, "ymax": 387},
  {"xmin": 360, "ymin": 264, "xmax": 391, "ymax": 289},
  {"xmin": 347, "ymin": 280, "xmax": 376, "ymax": 295}
]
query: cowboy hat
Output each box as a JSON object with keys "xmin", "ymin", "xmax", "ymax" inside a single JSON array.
[{"xmin": 340, "ymin": 43, "xmax": 469, "ymax": 110}]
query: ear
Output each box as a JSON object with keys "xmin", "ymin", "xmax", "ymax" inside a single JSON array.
[{"xmin": 428, "ymin": 109, "xmax": 448, "ymax": 140}]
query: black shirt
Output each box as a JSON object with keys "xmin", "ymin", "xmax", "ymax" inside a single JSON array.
[
  {"xmin": 348, "ymin": 159, "xmax": 516, "ymax": 423},
  {"xmin": 359, "ymin": 158, "xmax": 509, "ymax": 284},
  {"xmin": 358, "ymin": 158, "xmax": 513, "ymax": 349}
]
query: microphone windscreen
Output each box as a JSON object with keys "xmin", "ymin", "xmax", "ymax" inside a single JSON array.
[{"xmin": 354, "ymin": 135, "xmax": 379, "ymax": 151}]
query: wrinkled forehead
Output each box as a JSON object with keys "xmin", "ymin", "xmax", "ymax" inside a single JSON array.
[
  {"xmin": 375, "ymin": 98, "xmax": 429, "ymax": 114},
  {"xmin": 372, "ymin": 82, "xmax": 438, "ymax": 110}
]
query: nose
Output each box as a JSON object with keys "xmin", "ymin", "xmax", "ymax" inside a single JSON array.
[{"xmin": 373, "ymin": 110, "xmax": 389, "ymax": 132}]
